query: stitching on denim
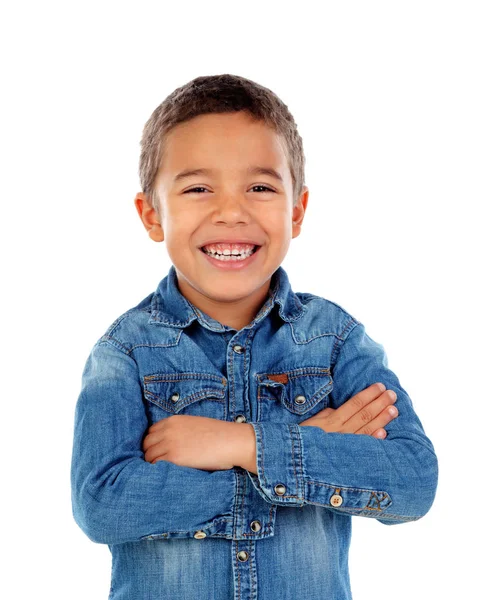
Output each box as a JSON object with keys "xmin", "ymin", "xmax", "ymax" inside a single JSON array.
[
  {"xmin": 229, "ymin": 337, "xmax": 236, "ymax": 420},
  {"xmin": 241, "ymin": 528, "xmax": 271, "ymax": 538},
  {"xmin": 283, "ymin": 295, "xmax": 307, "ymax": 323},
  {"xmin": 257, "ymin": 374, "xmax": 333, "ymax": 418},
  {"xmin": 235, "ymin": 539, "xmax": 240, "ymax": 600},
  {"xmin": 100, "ymin": 336, "xmax": 132, "ymax": 356},
  {"xmin": 364, "ymin": 491, "xmax": 389, "ymax": 511},
  {"xmin": 291, "ymin": 330, "xmax": 347, "ymax": 345},
  {"xmin": 290, "ymin": 424, "xmax": 303, "ymax": 500},
  {"xmin": 295, "ymin": 424, "xmax": 306, "ymax": 500},
  {"xmin": 257, "ymin": 424, "xmax": 266, "ymax": 489},
  {"xmin": 150, "ymin": 315, "xmax": 194, "ymax": 327},
  {"xmin": 141, "ymin": 517, "xmax": 232, "ymax": 539},
  {"xmin": 145, "ymin": 388, "xmax": 224, "ymax": 400},
  {"xmin": 269, "ymin": 503, "xmax": 276, "ymax": 525},
  {"xmin": 232, "ymin": 469, "xmax": 242, "ymax": 536},
  {"xmin": 189, "ymin": 305, "xmax": 224, "ymax": 331},
  {"xmin": 330, "ymin": 318, "xmax": 358, "ymax": 367},
  {"xmin": 143, "ymin": 373, "xmax": 227, "ymax": 410},
  {"xmin": 144, "ymin": 389, "xmax": 225, "ymax": 412},
  {"xmin": 289, "ymin": 423, "xmax": 299, "ymax": 498},
  {"xmin": 256, "ymin": 423, "xmax": 303, "ymax": 500},
  {"xmin": 144, "ymin": 372, "xmax": 226, "ymax": 383},
  {"xmin": 284, "ymin": 371, "xmax": 331, "ymax": 379},
  {"xmin": 257, "ymin": 381, "xmax": 263, "ymax": 421},
  {"xmin": 331, "ymin": 508, "xmax": 419, "ymax": 521},
  {"xmin": 376, "ymin": 513, "xmax": 421, "ymax": 521},
  {"xmin": 249, "ymin": 539, "xmax": 255, "ymax": 596},
  {"xmin": 239, "ymin": 470, "xmax": 246, "ymax": 536},
  {"xmin": 257, "ymin": 366, "xmax": 331, "ymax": 380},
  {"xmin": 240, "ymin": 491, "xmax": 276, "ymax": 538},
  {"xmin": 149, "ymin": 293, "xmax": 196, "ymax": 328},
  {"xmin": 305, "ymin": 480, "xmax": 390, "ymax": 496},
  {"xmin": 244, "ymin": 328, "xmax": 256, "ymax": 422},
  {"xmin": 129, "ymin": 338, "xmax": 182, "ymax": 351}
]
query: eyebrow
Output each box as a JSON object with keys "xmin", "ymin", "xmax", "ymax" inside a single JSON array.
[{"xmin": 173, "ymin": 166, "xmax": 284, "ymax": 183}]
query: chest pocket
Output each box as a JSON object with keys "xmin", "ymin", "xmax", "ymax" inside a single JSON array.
[
  {"xmin": 256, "ymin": 366, "xmax": 333, "ymax": 423},
  {"xmin": 143, "ymin": 372, "xmax": 228, "ymax": 423}
]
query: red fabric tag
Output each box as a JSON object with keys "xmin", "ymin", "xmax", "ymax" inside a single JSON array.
[{"xmin": 267, "ymin": 373, "xmax": 288, "ymax": 384}]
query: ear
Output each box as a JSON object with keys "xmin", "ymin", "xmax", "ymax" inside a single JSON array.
[
  {"xmin": 134, "ymin": 192, "xmax": 164, "ymax": 243},
  {"xmin": 291, "ymin": 186, "xmax": 309, "ymax": 239}
]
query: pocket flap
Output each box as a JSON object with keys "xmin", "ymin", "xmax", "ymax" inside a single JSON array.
[
  {"xmin": 257, "ymin": 367, "xmax": 333, "ymax": 415},
  {"xmin": 143, "ymin": 372, "xmax": 227, "ymax": 415}
]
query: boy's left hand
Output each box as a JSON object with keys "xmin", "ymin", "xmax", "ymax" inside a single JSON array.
[{"xmin": 142, "ymin": 415, "xmax": 253, "ymax": 471}]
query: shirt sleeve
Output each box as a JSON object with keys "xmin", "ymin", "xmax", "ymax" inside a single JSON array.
[
  {"xmin": 246, "ymin": 321, "xmax": 438, "ymax": 524},
  {"xmin": 70, "ymin": 338, "xmax": 237, "ymax": 545}
]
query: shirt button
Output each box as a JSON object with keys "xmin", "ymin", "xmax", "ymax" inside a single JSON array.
[
  {"xmin": 294, "ymin": 394, "xmax": 306, "ymax": 405},
  {"xmin": 235, "ymin": 414, "xmax": 247, "ymax": 423},
  {"xmin": 250, "ymin": 520, "xmax": 262, "ymax": 532},
  {"xmin": 330, "ymin": 493, "xmax": 343, "ymax": 507},
  {"xmin": 193, "ymin": 530, "xmax": 207, "ymax": 539},
  {"xmin": 233, "ymin": 344, "xmax": 245, "ymax": 354},
  {"xmin": 274, "ymin": 483, "xmax": 287, "ymax": 496},
  {"xmin": 170, "ymin": 392, "xmax": 180, "ymax": 403},
  {"xmin": 237, "ymin": 550, "xmax": 249, "ymax": 562}
]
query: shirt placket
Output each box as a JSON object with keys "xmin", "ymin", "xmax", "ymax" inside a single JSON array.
[{"xmin": 226, "ymin": 329, "xmax": 272, "ymax": 598}]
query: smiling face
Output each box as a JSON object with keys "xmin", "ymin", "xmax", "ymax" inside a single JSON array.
[{"xmin": 135, "ymin": 111, "xmax": 308, "ymax": 330}]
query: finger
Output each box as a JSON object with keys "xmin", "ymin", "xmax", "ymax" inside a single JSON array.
[
  {"xmin": 354, "ymin": 403, "xmax": 399, "ymax": 436},
  {"xmin": 299, "ymin": 407, "xmax": 334, "ymax": 426},
  {"xmin": 144, "ymin": 443, "xmax": 166, "ymax": 464},
  {"xmin": 148, "ymin": 419, "xmax": 166, "ymax": 432},
  {"xmin": 142, "ymin": 432, "xmax": 162, "ymax": 451},
  {"xmin": 372, "ymin": 428, "xmax": 387, "ymax": 439},
  {"xmin": 342, "ymin": 390, "xmax": 397, "ymax": 433},
  {"xmin": 335, "ymin": 382, "xmax": 387, "ymax": 424}
]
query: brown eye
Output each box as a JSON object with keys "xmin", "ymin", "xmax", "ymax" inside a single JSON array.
[
  {"xmin": 184, "ymin": 185, "xmax": 274, "ymax": 194},
  {"xmin": 184, "ymin": 187, "xmax": 209, "ymax": 193},
  {"xmin": 251, "ymin": 185, "xmax": 274, "ymax": 193}
]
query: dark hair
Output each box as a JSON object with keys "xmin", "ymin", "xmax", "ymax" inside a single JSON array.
[{"xmin": 139, "ymin": 74, "xmax": 305, "ymax": 214}]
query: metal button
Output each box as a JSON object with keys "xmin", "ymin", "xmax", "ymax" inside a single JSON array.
[
  {"xmin": 250, "ymin": 520, "xmax": 262, "ymax": 532},
  {"xmin": 233, "ymin": 344, "xmax": 245, "ymax": 354},
  {"xmin": 235, "ymin": 414, "xmax": 247, "ymax": 423},
  {"xmin": 237, "ymin": 550, "xmax": 249, "ymax": 562},
  {"xmin": 274, "ymin": 483, "xmax": 286, "ymax": 496},
  {"xmin": 330, "ymin": 494, "xmax": 343, "ymax": 507},
  {"xmin": 294, "ymin": 394, "xmax": 306, "ymax": 405},
  {"xmin": 170, "ymin": 392, "xmax": 180, "ymax": 403},
  {"xmin": 193, "ymin": 530, "xmax": 207, "ymax": 539}
]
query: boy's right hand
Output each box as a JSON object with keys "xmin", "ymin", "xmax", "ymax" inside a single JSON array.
[{"xmin": 298, "ymin": 382, "xmax": 397, "ymax": 439}]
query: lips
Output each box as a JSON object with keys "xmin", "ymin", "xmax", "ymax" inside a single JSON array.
[
  {"xmin": 200, "ymin": 242, "xmax": 261, "ymax": 269},
  {"xmin": 199, "ymin": 239, "xmax": 262, "ymax": 249}
]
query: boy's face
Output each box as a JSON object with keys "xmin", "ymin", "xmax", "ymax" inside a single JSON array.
[{"xmin": 135, "ymin": 110, "xmax": 308, "ymax": 329}]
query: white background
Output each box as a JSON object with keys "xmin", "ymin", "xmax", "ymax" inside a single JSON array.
[{"xmin": 1, "ymin": 1, "xmax": 479, "ymax": 598}]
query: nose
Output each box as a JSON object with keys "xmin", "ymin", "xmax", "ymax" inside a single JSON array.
[{"xmin": 211, "ymin": 193, "xmax": 251, "ymax": 225}]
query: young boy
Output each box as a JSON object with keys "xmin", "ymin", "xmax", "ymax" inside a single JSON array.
[{"xmin": 71, "ymin": 74, "xmax": 438, "ymax": 600}]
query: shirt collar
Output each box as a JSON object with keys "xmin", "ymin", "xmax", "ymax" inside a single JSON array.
[{"xmin": 149, "ymin": 264, "xmax": 306, "ymax": 331}]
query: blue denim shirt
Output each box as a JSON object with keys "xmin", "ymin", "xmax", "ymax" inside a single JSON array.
[{"xmin": 71, "ymin": 265, "xmax": 438, "ymax": 600}]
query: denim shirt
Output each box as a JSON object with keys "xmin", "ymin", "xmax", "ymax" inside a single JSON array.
[{"xmin": 71, "ymin": 265, "xmax": 438, "ymax": 600}]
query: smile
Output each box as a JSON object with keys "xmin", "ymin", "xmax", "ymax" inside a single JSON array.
[
  {"xmin": 201, "ymin": 245, "xmax": 260, "ymax": 260},
  {"xmin": 200, "ymin": 245, "xmax": 261, "ymax": 270}
]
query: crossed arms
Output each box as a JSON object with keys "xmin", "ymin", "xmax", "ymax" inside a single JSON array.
[
  {"xmin": 142, "ymin": 382, "xmax": 399, "ymax": 474},
  {"xmin": 71, "ymin": 323, "xmax": 438, "ymax": 544}
]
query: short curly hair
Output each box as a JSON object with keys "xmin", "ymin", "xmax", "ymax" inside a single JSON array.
[{"xmin": 139, "ymin": 73, "xmax": 306, "ymax": 214}]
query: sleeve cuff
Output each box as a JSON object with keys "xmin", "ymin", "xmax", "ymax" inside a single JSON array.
[
  {"xmin": 245, "ymin": 422, "xmax": 306, "ymax": 506},
  {"xmin": 245, "ymin": 422, "xmax": 394, "ymax": 516}
]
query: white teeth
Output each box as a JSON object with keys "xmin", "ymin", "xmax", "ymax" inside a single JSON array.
[{"xmin": 203, "ymin": 246, "xmax": 256, "ymax": 261}]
